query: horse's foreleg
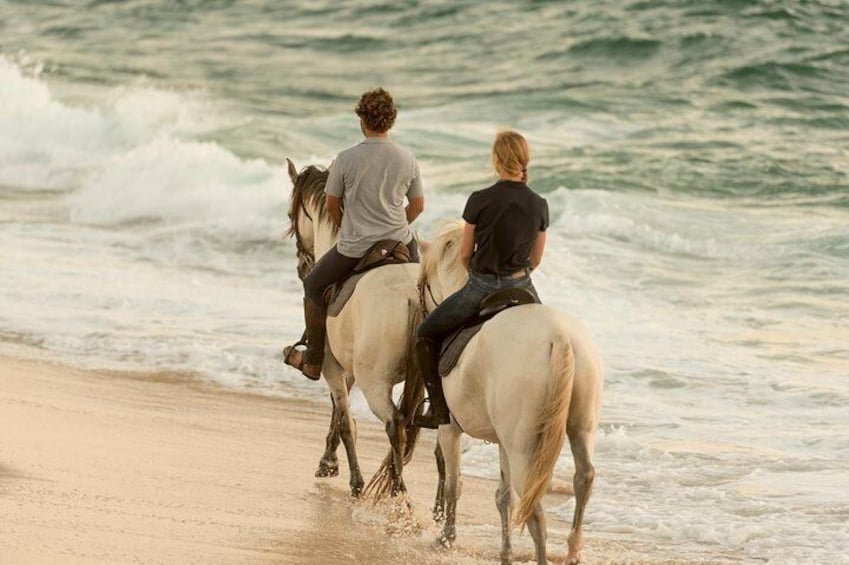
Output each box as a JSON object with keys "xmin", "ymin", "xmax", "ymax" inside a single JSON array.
[
  {"xmin": 315, "ymin": 372, "xmax": 356, "ymax": 477},
  {"xmin": 324, "ymin": 358, "xmax": 364, "ymax": 497},
  {"xmin": 339, "ymin": 397, "xmax": 364, "ymax": 497},
  {"xmin": 432, "ymin": 439, "xmax": 446, "ymax": 522},
  {"xmin": 496, "ymin": 446, "xmax": 513, "ymax": 564},
  {"xmin": 437, "ymin": 425, "xmax": 462, "ymax": 548},
  {"xmin": 315, "ymin": 394, "xmax": 340, "ymax": 478},
  {"xmin": 566, "ymin": 429, "xmax": 596, "ymax": 565}
]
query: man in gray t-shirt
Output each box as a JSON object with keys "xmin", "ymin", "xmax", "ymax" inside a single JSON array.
[
  {"xmin": 325, "ymin": 136, "xmax": 422, "ymax": 257},
  {"xmin": 283, "ymin": 88, "xmax": 425, "ymax": 381}
]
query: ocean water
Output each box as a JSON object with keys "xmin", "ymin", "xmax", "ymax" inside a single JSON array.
[{"xmin": 1, "ymin": 1, "xmax": 848, "ymax": 563}]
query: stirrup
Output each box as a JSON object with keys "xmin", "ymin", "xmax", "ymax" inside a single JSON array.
[
  {"xmin": 283, "ymin": 344, "xmax": 321, "ymax": 381},
  {"xmin": 414, "ymin": 410, "xmax": 450, "ymax": 429},
  {"xmin": 414, "ymin": 399, "xmax": 450, "ymax": 429}
]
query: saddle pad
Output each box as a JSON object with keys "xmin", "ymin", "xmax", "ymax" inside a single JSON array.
[
  {"xmin": 326, "ymin": 272, "xmax": 367, "ymax": 317},
  {"xmin": 436, "ymin": 287, "xmax": 538, "ymax": 376},
  {"xmin": 438, "ymin": 322, "xmax": 485, "ymax": 377},
  {"xmin": 325, "ymin": 239, "xmax": 411, "ymax": 318}
]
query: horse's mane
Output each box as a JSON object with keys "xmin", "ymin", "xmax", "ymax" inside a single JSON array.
[
  {"xmin": 286, "ymin": 165, "xmax": 338, "ymax": 237},
  {"xmin": 420, "ymin": 219, "xmax": 469, "ymax": 296}
]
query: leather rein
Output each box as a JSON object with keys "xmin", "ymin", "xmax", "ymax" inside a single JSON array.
[
  {"xmin": 417, "ymin": 275, "xmax": 438, "ymax": 317},
  {"xmin": 289, "ymin": 196, "xmax": 315, "ymax": 281}
]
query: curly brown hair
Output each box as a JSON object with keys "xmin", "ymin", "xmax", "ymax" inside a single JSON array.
[{"xmin": 355, "ymin": 88, "xmax": 397, "ymax": 133}]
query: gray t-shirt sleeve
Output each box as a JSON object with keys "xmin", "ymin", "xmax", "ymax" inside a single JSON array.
[
  {"xmin": 325, "ymin": 159, "xmax": 344, "ymax": 198},
  {"xmin": 406, "ymin": 159, "xmax": 423, "ymax": 199}
]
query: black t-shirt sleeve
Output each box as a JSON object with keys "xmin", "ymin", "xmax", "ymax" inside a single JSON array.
[
  {"xmin": 539, "ymin": 198, "xmax": 550, "ymax": 231},
  {"xmin": 463, "ymin": 192, "xmax": 482, "ymax": 224}
]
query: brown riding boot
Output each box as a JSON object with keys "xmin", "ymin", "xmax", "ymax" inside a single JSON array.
[
  {"xmin": 413, "ymin": 337, "xmax": 450, "ymax": 429},
  {"xmin": 283, "ymin": 298, "xmax": 327, "ymax": 380}
]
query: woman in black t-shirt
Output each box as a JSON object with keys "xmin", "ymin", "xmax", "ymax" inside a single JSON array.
[{"xmin": 414, "ymin": 131, "xmax": 549, "ymax": 428}]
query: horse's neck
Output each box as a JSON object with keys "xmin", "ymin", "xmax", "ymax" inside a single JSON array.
[
  {"xmin": 311, "ymin": 216, "xmax": 338, "ymax": 260},
  {"xmin": 433, "ymin": 262, "xmax": 469, "ymax": 304}
]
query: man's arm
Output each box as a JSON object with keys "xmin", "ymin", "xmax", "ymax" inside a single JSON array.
[
  {"xmin": 327, "ymin": 195, "xmax": 343, "ymax": 229},
  {"xmin": 324, "ymin": 158, "xmax": 345, "ymax": 229},
  {"xmin": 405, "ymin": 196, "xmax": 424, "ymax": 223}
]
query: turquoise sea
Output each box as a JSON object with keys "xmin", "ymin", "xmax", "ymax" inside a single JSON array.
[{"xmin": 1, "ymin": 1, "xmax": 847, "ymax": 563}]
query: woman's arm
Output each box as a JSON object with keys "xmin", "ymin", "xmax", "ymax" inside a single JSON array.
[
  {"xmin": 530, "ymin": 230, "xmax": 547, "ymax": 269},
  {"xmin": 460, "ymin": 222, "xmax": 475, "ymax": 272}
]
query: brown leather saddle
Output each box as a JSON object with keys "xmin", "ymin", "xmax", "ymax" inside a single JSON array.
[
  {"xmin": 437, "ymin": 287, "xmax": 538, "ymax": 377},
  {"xmin": 324, "ymin": 239, "xmax": 412, "ymax": 317}
]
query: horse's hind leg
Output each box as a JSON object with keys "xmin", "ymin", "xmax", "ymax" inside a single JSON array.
[
  {"xmin": 361, "ymin": 380, "xmax": 407, "ymax": 496},
  {"xmin": 324, "ymin": 357, "xmax": 364, "ymax": 497},
  {"xmin": 386, "ymin": 409, "xmax": 406, "ymax": 495},
  {"xmin": 432, "ymin": 439, "xmax": 446, "ymax": 522},
  {"xmin": 526, "ymin": 501, "xmax": 547, "ymax": 565},
  {"xmin": 507, "ymin": 446, "xmax": 547, "ymax": 564},
  {"xmin": 496, "ymin": 446, "xmax": 513, "ymax": 564},
  {"xmin": 436, "ymin": 424, "xmax": 462, "ymax": 548},
  {"xmin": 566, "ymin": 429, "xmax": 596, "ymax": 565}
]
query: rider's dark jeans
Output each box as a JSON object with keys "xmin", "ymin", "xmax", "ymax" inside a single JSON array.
[
  {"xmin": 416, "ymin": 269, "xmax": 539, "ymax": 342},
  {"xmin": 304, "ymin": 239, "xmax": 419, "ymax": 305}
]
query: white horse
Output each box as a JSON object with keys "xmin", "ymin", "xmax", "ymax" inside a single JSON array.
[
  {"xmin": 285, "ymin": 159, "xmax": 422, "ymax": 497},
  {"xmin": 403, "ymin": 220, "xmax": 604, "ymax": 564}
]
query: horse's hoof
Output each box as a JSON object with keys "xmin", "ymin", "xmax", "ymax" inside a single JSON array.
[
  {"xmin": 351, "ymin": 481, "xmax": 365, "ymax": 498},
  {"xmin": 437, "ymin": 533, "xmax": 453, "ymax": 549},
  {"xmin": 314, "ymin": 462, "xmax": 339, "ymax": 478},
  {"xmin": 390, "ymin": 480, "xmax": 407, "ymax": 498},
  {"xmin": 566, "ymin": 554, "xmax": 582, "ymax": 565},
  {"xmin": 432, "ymin": 508, "xmax": 445, "ymax": 523}
]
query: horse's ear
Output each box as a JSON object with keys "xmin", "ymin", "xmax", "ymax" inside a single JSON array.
[{"xmin": 286, "ymin": 158, "xmax": 298, "ymax": 186}]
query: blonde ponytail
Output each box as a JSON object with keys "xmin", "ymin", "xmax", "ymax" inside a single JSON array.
[{"xmin": 492, "ymin": 130, "xmax": 530, "ymax": 180}]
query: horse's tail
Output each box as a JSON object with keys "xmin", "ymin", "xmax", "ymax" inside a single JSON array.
[
  {"xmin": 397, "ymin": 299, "xmax": 426, "ymax": 465},
  {"xmin": 363, "ymin": 298, "xmax": 425, "ymax": 501},
  {"xmin": 515, "ymin": 336, "xmax": 575, "ymax": 527}
]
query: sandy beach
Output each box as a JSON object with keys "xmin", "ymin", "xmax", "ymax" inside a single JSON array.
[
  {"xmin": 0, "ymin": 354, "xmax": 731, "ymax": 565},
  {"xmin": 0, "ymin": 354, "xmax": 568, "ymax": 565}
]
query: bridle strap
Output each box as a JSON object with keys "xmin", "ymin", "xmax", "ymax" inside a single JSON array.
[
  {"xmin": 290, "ymin": 195, "xmax": 316, "ymax": 280},
  {"xmin": 295, "ymin": 232, "xmax": 315, "ymax": 272}
]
